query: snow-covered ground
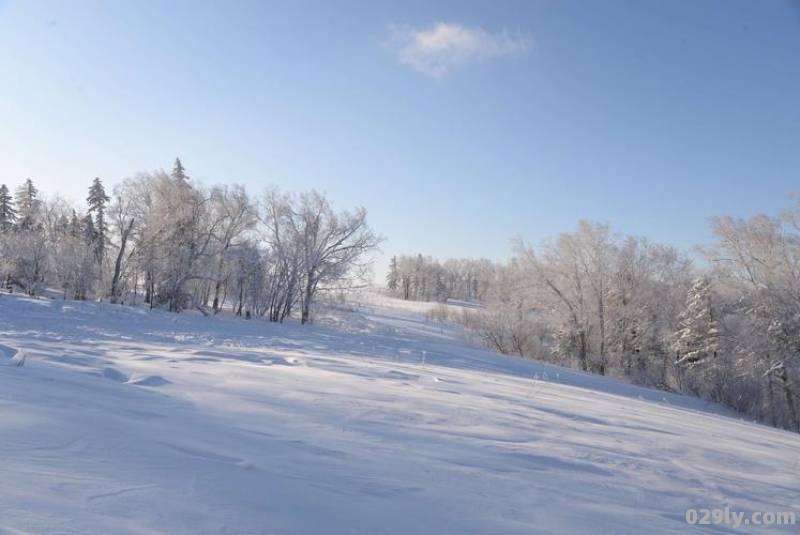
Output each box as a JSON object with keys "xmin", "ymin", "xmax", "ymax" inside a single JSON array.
[{"xmin": 1, "ymin": 293, "xmax": 798, "ymax": 534}]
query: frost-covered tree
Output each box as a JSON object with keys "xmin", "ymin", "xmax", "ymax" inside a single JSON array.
[
  {"xmin": 398, "ymin": 255, "xmax": 414, "ymax": 299},
  {"xmin": 675, "ymin": 276, "xmax": 720, "ymax": 366},
  {"xmin": 0, "ymin": 184, "xmax": 17, "ymax": 232},
  {"xmin": 511, "ymin": 222, "xmax": 691, "ymax": 380},
  {"xmin": 37, "ymin": 196, "xmax": 94, "ymax": 300},
  {"xmin": 172, "ymin": 158, "xmax": 188, "ymax": 184},
  {"xmin": 51, "ymin": 227, "xmax": 97, "ymax": 300},
  {"xmin": 87, "ymin": 177, "xmax": 111, "ymax": 260},
  {"xmin": 82, "ymin": 213, "xmax": 97, "ymax": 245},
  {"xmin": 434, "ymin": 270, "xmax": 447, "ymax": 302},
  {"xmin": 68, "ymin": 210, "xmax": 82, "ymax": 237},
  {"xmin": 7, "ymin": 230, "xmax": 47, "ymax": 296},
  {"xmin": 708, "ymin": 213, "xmax": 800, "ymax": 429},
  {"xmin": 259, "ymin": 189, "xmax": 381, "ymax": 324},
  {"xmin": 514, "ymin": 222, "xmax": 610, "ymax": 373},
  {"xmin": 258, "ymin": 189, "xmax": 301, "ymax": 322},
  {"xmin": 115, "ymin": 171, "xmax": 176, "ymax": 308},
  {"xmin": 146, "ymin": 166, "xmax": 215, "ymax": 312},
  {"xmin": 477, "ymin": 261, "xmax": 545, "ymax": 358},
  {"xmin": 110, "ymin": 164, "xmax": 218, "ymax": 311},
  {"xmin": 389, "ymin": 255, "xmax": 496, "ymax": 303},
  {"xmin": 605, "ymin": 238, "xmax": 691, "ymax": 384},
  {"xmin": 4, "ymin": 181, "xmax": 47, "ymax": 294},
  {"xmin": 106, "ymin": 183, "xmax": 138, "ymax": 304},
  {"xmin": 669, "ymin": 275, "xmax": 732, "ymax": 399},
  {"xmin": 225, "ymin": 241, "xmax": 264, "ymax": 317},
  {"xmin": 208, "ymin": 184, "xmax": 256, "ymax": 313},
  {"xmin": 296, "ymin": 190, "xmax": 380, "ymax": 323},
  {"xmin": 386, "ymin": 256, "xmax": 399, "ymax": 293},
  {"xmin": 15, "ymin": 178, "xmax": 41, "ymax": 231},
  {"xmin": 0, "ymin": 186, "xmax": 16, "ymax": 288},
  {"xmin": 412, "ymin": 254, "xmax": 428, "ymax": 301}
]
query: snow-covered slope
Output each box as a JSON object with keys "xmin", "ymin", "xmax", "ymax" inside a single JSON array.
[{"xmin": 0, "ymin": 294, "xmax": 797, "ymax": 534}]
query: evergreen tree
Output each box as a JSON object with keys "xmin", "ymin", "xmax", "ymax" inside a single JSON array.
[
  {"xmin": 69, "ymin": 210, "xmax": 83, "ymax": 238},
  {"xmin": 87, "ymin": 177, "xmax": 111, "ymax": 258},
  {"xmin": 435, "ymin": 271, "xmax": 447, "ymax": 302},
  {"xmin": 675, "ymin": 276, "xmax": 719, "ymax": 366},
  {"xmin": 172, "ymin": 158, "xmax": 189, "ymax": 184},
  {"xmin": 0, "ymin": 184, "xmax": 17, "ymax": 232},
  {"xmin": 82, "ymin": 213, "xmax": 97, "ymax": 245},
  {"xmin": 15, "ymin": 178, "xmax": 41, "ymax": 230}
]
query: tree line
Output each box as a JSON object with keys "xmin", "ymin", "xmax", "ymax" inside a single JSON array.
[
  {"xmin": 0, "ymin": 159, "xmax": 381, "ymax": 324},
  {"xmin": 386, "ymin": 255, "xmax": 495, "ymax": 303},
  {"xmin": 388, "ymin": 211, "xmax": 800, "ymax": 432}
]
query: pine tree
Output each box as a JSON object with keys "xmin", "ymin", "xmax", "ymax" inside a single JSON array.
[
  {"xmin": 171, "ymin": 158, "xmax": 189, "ymax": 184},
  {"xmin": 83, "ymin": 213, "xmax": 97, "ymax": 245},
  {"xmin": 15, "ymin": 178, "xmax": 41, "ymax": 231},
  {"xmin": 87, "ymin": 177, "xmax": 111, "ymax": 258},
  {"xmin": 675, "ymin": 276, "xmax": 719, "ymax": 366},
  {"xmin": 0, "ymin": 184, "xmax": 17, "ymax": 232},
  {"xmin": 435, "ymin": 271, "xmax": 447, "ymax": 302},
  {"xmin": 69, "ymin": 210, "xmax": 83, "ymax": 238}
]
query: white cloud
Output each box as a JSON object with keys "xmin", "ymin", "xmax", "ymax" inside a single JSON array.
[{"xmin": 390, "ymin": 22, "xmax": 532, "ymax": 79}]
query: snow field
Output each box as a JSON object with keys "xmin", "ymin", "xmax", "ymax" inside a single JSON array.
[{"xmin": 0, "ymin": 293, "xmax": 798, "ymax": 534}]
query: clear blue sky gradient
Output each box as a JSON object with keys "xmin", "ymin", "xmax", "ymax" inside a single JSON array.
[{"xmin": 2, "ymin": 0, "xmax": 799, "ymax": 277}]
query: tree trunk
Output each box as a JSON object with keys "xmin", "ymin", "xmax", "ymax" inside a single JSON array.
[
  {"xmin": 110, "ymin": 218, "xmax": 134, "ymax": 304},
  {"xmin": 597, "ymin": 293, "xmax": 606, "ymax": 376},
  {"xmin": 212, "ymin": 279, "xmax": 222, "ymax": 312},
  {"xmin": 778, "ymin": 367, "xmax": 798, "ymax": 431},
  {"xmin": 301, "ymin": 281, "xmax": 314, "ymax": 325},
  {"xmin": 578, "ymin": 330, "xmax": 588, "ymax": 372}
]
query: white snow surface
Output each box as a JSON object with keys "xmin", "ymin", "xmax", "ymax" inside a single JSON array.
[{"xmin": 0, "ymin": 293, "xmax": 798, "ymax": 534}]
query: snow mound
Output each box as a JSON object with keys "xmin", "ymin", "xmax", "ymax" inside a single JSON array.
[
  {"xmin": 102, "ymin": 368, "xmax": 170, "ymax": 387},
  {"xmin": 0, "ymin": 343, "xmax": 18, "ymax": 359},
  {"xmin": 264, "ymin": 356, "xmax": 301, "ymax": 366},
  {"xmin": 128, "ymin": 375, "xmax": 171, "ymax": 387},
  {"xmin": 102, "ymin": 367, "xmax": 129, "ymax": 382},
  {"xmin": 385, "ymin": 370, "xmax": 419, "ymax": 381},
  {"xmin": 0, "ymin": 344, "xmax": 27, "ymax": 367}
]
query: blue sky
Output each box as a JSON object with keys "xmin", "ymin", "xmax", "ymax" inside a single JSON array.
[{"xmin": 2, "ymin": 0, "xmax": 800, "ymax": 277}]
